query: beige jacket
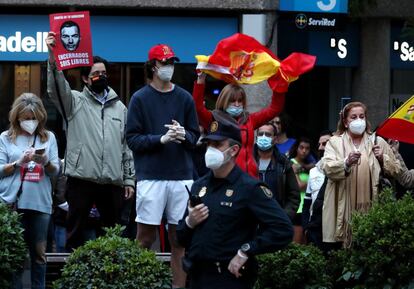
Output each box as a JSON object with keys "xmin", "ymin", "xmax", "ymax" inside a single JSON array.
[
  {"xmin": 395, "ymin": 151, "xmax": 414, "ymax": 189},
  {"xmin": 321, "ymin": 133, "xmax": 401, "ymax": 244}
]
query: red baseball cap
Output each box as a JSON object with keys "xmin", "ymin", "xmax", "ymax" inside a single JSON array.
[{"xmin": 148, "ymin": 44, "xmax": 180, "ymax": 62}]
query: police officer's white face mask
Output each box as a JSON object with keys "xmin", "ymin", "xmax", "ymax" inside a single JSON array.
[{"xmin": 205, "ymin": 146, "xmax": 232, "ymax": 170}]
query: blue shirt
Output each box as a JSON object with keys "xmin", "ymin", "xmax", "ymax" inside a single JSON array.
[
  {"xmin": 0, "ymin": 131, "xmax": 59, "ymax": 214},
  {"xmin": 276, "ymin": 138, "xmax": 296, "ymax": 156},
  {"xmin": 126, "ymin": 84, "xmax": 199, "ymax": 180}
]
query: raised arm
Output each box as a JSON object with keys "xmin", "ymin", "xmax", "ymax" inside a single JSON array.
[
  {"xmin": 193, "ymin": 73, "xmax": 213, "ymax": 129},
  {"xmin": 249, "ymin": 90, "xmax": 285, "ymax": 129},
  {"xmin": 46, "ymin": 31, "xmax": 75, "ymax": 118}
]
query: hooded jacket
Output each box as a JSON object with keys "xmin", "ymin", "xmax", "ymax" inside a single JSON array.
[{"xmin": 47, "ymin": 63, "xmax": 135, "ymax": 187}]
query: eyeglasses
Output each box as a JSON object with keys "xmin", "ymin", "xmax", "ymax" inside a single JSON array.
[
  {"xmin": 89, "ymin": 71, "xmax": 107, "ymax": 78},
  {"xmin": 271, "ymin": 120, "xmax": 281, "ymax": 125}
]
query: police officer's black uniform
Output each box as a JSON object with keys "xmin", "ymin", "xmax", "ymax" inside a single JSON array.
[{"xmin": 176, "ymin": 111, "xmax": 293, "ymax": 289}]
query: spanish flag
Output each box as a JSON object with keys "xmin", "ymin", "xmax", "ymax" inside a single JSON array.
[
  {"xmin": 196, "ymin": 33, "xmax": 316, "ymax": 92},
  {"xmin": 377, "ymin": 95, "xmax": 414, "ymax": 144}
]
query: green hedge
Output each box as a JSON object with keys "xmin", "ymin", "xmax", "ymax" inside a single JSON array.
[
  {"xmin": 332, "ymin": 190, "xmax": 414, "ymax": 289},
  {"xmin": 54, "ymin": 225, "xmax": 171, "ymax": 289},
  {"xmin": 0, "ymin": 203, "xmax": 26, "ymax": 288},
  {"xmin": 255, "ymin": 243, "xmax": 331, "ymax": 289}
]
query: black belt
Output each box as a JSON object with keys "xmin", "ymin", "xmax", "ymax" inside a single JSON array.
[{"xmin": 193, "ymin": 260, "xmax": 230, "ymax": 274}]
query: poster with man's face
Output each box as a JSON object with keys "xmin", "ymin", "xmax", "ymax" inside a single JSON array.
[{"xmin": 49, "ymin": 11, "xmax": 93, "ymax": 70}]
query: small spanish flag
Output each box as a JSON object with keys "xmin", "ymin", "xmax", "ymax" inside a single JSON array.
[
  {"xmin": 196, "ymin": 33, "xmax": 316, "ymax": 92},
  {"xmin": 377, "ymin": 95, "xmax": 414, "ymax": 144}
]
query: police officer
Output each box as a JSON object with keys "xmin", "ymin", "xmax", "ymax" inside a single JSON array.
[{"xmin": 176, "ymin": 110, "xmax": 293, "ymax": 289}]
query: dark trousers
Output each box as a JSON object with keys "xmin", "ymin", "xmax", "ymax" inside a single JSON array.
[
  {"xmin": 189, "ymin": 261, "xmax": 257, "ymax": 289},
  {"xmin": 66, "ymin": 177, "xmax": 123, "ymax": 249}
]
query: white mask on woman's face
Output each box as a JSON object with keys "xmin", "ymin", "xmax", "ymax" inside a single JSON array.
[
  {"xmin": 348, "ymin": 118, "xmax": 366, "ymax": 135},
  {"xmin": 204, "ymin": 146, "xmax": 232, "ymax": 170},
  {"xmin": 20, "ymin": 120, "xmax": 38, "ymax": 135}
]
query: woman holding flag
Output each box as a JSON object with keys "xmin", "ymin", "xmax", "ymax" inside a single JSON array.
[
  {"xmin": 194, "ymin": 73, "xmax": 285, "ymax": 177},
  {"xmin": 321, "ymin": 101, "xmax": 402, "ymax": 248},
  {"xmin": 193, "ymin": 33, "xmax": 316, "ymax": 177}
]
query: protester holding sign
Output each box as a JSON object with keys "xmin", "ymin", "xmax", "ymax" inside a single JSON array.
[
  {"xmin": 46, "ymin": 27, "xmax": 135, "ymax": 250},
  {"xmin": 0, "ymin": 93, "xmax": 59, "ymax": 289},
  {"xmin": 49, "ymin": 11, "xmax": 93, "ymax": 70}
]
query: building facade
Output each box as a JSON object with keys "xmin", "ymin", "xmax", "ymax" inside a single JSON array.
[{"xmin": 0, "ymin": 0, "xmax": 413, "ymax": 148}]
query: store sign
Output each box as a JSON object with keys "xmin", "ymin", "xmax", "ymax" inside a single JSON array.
[
  {"xmin": 390, "ymin": 22, "xmax": 414, "ymax": 69},
  {"xmin": 280, "ymin": 0, "xmax": 348, "ymax": 14},
  {"xmin": 295, "ymin": 13, "xmax": 341, "ymax": 29},
  {"xmin": 0, "ymin": 15, "xmax": 238, "ymax": 63}
]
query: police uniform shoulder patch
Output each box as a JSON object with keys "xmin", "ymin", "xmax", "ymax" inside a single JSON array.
[
  {"xmin": 260, "ymin": 185, "xmax": 273, "ymax": 199},
  {"xmin": 210, "ymin": 121, "xmax": 218, "ymax": 133},
  {"xmin": 198, "ymin": 186, "xmax": 207, "ymax": 197}
]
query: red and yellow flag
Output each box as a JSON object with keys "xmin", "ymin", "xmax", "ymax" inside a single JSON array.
[
  {"xmin": 196, "ymin": 33, "xmax": 316, "ymax": 92},
  {"xmin": 377, "ymin": 95, "xmax": 414, "ymax": 144}
]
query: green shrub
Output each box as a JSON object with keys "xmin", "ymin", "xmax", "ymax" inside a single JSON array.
[
  {"xmin": 333, "ymin": 190, "xmax": 414, "ymax": 289},
  {"xmin": 54, "ymin": 225, "xmax": 171, "ymax": 289},
  {"xmin": 0, "ymin": 202, "xmax": 26, "ymax": 288},
  {"xmin": 255, "ymin": 243, "xmax": 331, "ymax": 289}
]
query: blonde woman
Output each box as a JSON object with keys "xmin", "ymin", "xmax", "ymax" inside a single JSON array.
[
  {"xmin": 0, "ymin": 93, "xmax": 59, "ymax": 289},
  {"xmin": 321, "ymin": 102, "xmax": 401, "ymax": 248}
]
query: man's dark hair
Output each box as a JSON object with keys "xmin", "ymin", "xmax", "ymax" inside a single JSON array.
[
  {"xmin": 80, "ymin": 56, "xmax": 109, "ymax": 79},
  {"xmin": 144, "ymin": 59, "xmax": 156, "ymax": 80},
  {"xmin": 60, "ymin": 21, "xmax": 80, "ymax": 34},
  {"xmin": 265, "ymin": 122, "xmax": 277, "ymax": 136}
]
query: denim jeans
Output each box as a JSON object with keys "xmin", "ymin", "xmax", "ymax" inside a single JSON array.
[
  {"xmin": 15, "ymin": 209, "xmax": 51, "ymax": 289},
  {"xmin": 54, "ymin": 225, "xmax": 67, "ymax": 253}
]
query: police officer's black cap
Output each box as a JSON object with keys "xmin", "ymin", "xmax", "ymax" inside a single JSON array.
[{"xmin": 202, "ymin": 110, "xmax": 242, "ymax": 144}]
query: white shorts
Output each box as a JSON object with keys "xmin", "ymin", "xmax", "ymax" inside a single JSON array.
[{"xmin": 135, "ymin": 179, "xmax": 192, "ymax": 225}]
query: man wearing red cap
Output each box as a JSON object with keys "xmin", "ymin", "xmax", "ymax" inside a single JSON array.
[{"xmin": 126, "ymin": 44, "xmax": 199, "ymax": 288}]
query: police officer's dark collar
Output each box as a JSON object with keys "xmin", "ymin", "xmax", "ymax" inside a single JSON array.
[{"xmin": 208, "ymin": 165, "xmax": 242, "ymax": 184}]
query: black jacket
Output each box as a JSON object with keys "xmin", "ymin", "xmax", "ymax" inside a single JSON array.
[
  {"xmin": 176, "ymin": 166, "xmax": 293, "ymax": 262},
  {"xmin": 254, "ymin": 145, "xmax": 300, "ymax": 220}
]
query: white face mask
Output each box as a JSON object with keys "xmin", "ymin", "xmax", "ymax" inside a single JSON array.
[
  {"xmin": 348, "ymin": 118, "xmax": 366, "ymax": 135},
  {"xmin": 20, "ymin": 120, "xmax": 38, "ymax": 135},
  {"xmin": 205, "ymin": 146, "xmax": 232, "ymax": 170},
  {"xmin": 156, "ymin": 65, "xmax": 174, "ymax": 82}
]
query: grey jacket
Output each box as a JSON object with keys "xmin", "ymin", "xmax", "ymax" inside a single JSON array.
[{"xmin": 47, "ymin": 63, "xmax": 135, "ymax": 187}]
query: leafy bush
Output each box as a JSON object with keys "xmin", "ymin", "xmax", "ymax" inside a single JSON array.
[
  {"xmin": 54, "ymin": 225, "xmax": 171, "ymax": 289},
  {"xmin": 333, "ymin": 190, "xmax": 414, "ymax": 289},
  {"xmin": 255, "ymin": 243, "xmax": 331, "ymax": 289},
  {"xmin": 0, "ymin": 203, "xmax": 26, "ymax": 288}
]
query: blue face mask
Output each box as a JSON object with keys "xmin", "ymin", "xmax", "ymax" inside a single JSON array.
[
  {"xmin": 226, "ymin": 105, "xmax": 243, "ymax": 117},
  {"xmin": 257, "ymin": 135, "xmax": 273, "ymax": 151}
]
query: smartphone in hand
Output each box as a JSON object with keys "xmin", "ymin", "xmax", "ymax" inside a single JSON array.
[{"xmin": 35, "ymin": 148, "xmax": 45, "ymax": 155}]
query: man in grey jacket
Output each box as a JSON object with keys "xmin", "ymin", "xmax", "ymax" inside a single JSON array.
[{"xmin": 46, "ymin": 32, "xmax": 135, "ymax": 249}]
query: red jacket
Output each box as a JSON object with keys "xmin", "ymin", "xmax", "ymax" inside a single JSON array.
[{"xmin": 193, "ymin": 82, "xmax": 285, "ymax": 177}]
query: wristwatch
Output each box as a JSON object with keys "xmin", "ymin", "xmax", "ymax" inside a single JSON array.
[{"xmin": 240, "ymin": 243, "xmax": 251, "ymax": 256}]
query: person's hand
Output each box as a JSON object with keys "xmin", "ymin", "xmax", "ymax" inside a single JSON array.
[
  {"xmin": 16, "ymin": 150, "xmax": 33, "ymax": 167},
  {"xmin": 45, "ymin": 31, "xmax": 56, "ymax": 64},
  {"xmin": 197, "ymin": 71, "xmax": 206, "ymax": 84},
  {"xmin": 161, "ymin": 127, "xmax": 181, "ymax": 144},
  {"xmin": 186, "ymin": 202, "xmax": 209, "ymax": 228},
  {"xmin": 228, "ymin": 252, "xmax": 248, "ymax": 278},
  {"xmin": 172, "ymin": 120, "xmax": 186, "ymax": 141},
  {"xmin": 346, "ymin": 151, "xmax": 361, "ymax": 167},
  {"xmin": 31, "ymin": 152, "xmax": 48, "ymax": 166},
  {"xmin": 372, "ymin": 144, "xmax": 384, "ymax": 163},
  {"xmin": 292, "ymin": 163, "xmax": 301, "ymax": 174},
  {"xmin": 388, "ymin": 139, "xmax": 399, "ymax": 154},
  {"xmin": 124, "ymin": 186, "xmax": 135, "ymax": 200}
]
